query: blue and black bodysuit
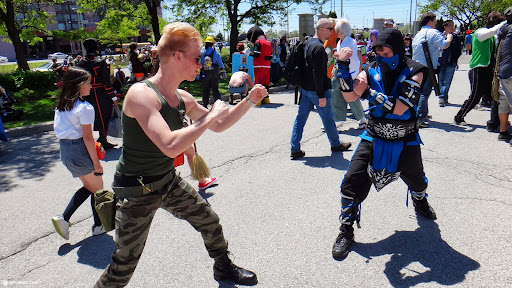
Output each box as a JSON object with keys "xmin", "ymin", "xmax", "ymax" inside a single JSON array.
[{"xmin": 337, "ymin": 30, "xmax": 430, "ymax": 228}]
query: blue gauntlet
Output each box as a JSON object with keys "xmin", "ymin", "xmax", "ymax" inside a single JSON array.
[
  {"xmin": 336, "ymin": 60, "xmax": 353, "ymax": 92},
  {"xmin": 398, "ymin": 79, "xmax": 421, "ymax": 108},
  {"xmin": 368, "ymin": 89, "xmax": 394, "ymax": 113}
]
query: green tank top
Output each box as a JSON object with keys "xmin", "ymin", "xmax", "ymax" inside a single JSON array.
[
  {"xmin": 469, "ymin": 31, "xmax": 496, "ymax": 69},
  {"xmin": 116, "ymin": 80, "xmax": 185, "ymax": 176}
]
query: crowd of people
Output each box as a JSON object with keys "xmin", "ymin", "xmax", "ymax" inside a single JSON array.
[{"xmin": 42, "ymin": 6, "xmax": 512, "ymax": 287}]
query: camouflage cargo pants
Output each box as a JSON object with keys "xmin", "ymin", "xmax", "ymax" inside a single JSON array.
[{"xmin": 94, "ymin": 174, "xmax": 228, "ymax": 288}]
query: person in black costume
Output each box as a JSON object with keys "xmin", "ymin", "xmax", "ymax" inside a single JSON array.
[{"xmin": 77, "ymin": 38, "xmax": 118, "ymax": 149}]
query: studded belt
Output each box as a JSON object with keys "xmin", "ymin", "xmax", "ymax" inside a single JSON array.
[{"xmin": 366, "ymin": 117, "xmax": 418, "ymax": 140}]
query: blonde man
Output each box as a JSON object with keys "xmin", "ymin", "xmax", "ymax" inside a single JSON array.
[{"xmin": 95, "ymin": 22, "xmax": 267, "ymax": 287}]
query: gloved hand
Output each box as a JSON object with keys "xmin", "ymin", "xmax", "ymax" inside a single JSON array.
[
  {"xmin": 336, "ymin": 60, "xmax": 353, "ymax": 92},
  {"xmin": 368, "ymin": 89, "xmax": 394, "ymax": 113}
]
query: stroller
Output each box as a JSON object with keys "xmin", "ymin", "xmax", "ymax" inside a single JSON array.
[
  {"xmin": 0, "ymin": 88, "xmax": 23, "ymax": 141},
  {"xmin": 0, "ymin": 88, "xmax": 23, "ymax": 123}
]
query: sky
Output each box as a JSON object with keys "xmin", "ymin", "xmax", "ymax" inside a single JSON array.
[{"xmin": 209, "ymin": 0, "xmax": 428, "ymax": 38}]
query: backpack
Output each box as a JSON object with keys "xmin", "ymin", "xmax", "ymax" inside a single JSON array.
[
  {"xmin": 202, "ymin": 49, "xmax": 218, "ymax": 71},
  {"xmin": 284, "ymin": 41, "xmax": 306, "ymax": 86}
]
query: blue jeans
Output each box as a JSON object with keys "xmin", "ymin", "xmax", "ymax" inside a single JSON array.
[
  {"xmin": 438, "ymin": 63, "xmax": 457, "ymax": 101},
  {"xmin": 290, "ymin": 88, "xmax": 342, "ymax": 152},
  {"xmin": 417, "ymin": 75, "xmax": 433, "ymax": 122}
]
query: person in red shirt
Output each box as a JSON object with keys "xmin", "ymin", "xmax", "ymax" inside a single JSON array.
[{"xmin": 245, "ymin": 26, "xmax": 272, "ymax": 104}]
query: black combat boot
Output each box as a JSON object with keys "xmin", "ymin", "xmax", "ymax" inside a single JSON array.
[
  {"xmin": 97, "ymin": 135, "xmax": 117, "ymax": 149},
  {"xmin": 332, "ymin": 224, "xmax": 354, "ymax": 261},
  {"xmin": 413, "ymin": 197, "xmax": 437, "ymax": 219},
  {"xmin": 213, "ymin": 252, "xmax": 258, "ymax": 285}
]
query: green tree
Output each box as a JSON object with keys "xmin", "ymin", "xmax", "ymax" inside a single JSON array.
[
  {"xmin": 78, "ymin": 0, "xmax": 161, "ymax": 43},
  {"xmin": 170, "ymin": 0, "xmax": 326, "ymax": 56},
  {"xmin": 215, "ymin": 32, "xmax": 224, "ymax": 42},
  {"xmin": 421, "ymin": 0, "xmax": 512, "ymax": 30},
  {"xmin": 93, "ymin": 10, "xmax": 142, "ymax": 46},
  {"xmin": 327, "ymin": 11, "xmax": 338, "ymax": 19},
  {"xmin": 0, "ymin": 0, "xmax": 58, "ymax": 71}
]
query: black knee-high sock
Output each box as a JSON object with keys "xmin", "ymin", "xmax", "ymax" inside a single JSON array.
[
  {"xmin": 63, "ymin": 187, "xmax": 90, "ymax": 222},
  {"xmin": 90, "ymin": 193, "xmax": 102, "ymax": 227}
]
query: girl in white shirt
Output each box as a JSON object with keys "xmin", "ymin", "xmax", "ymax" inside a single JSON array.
[{"xmin": 52, "ymin": 67, "xmax": 105, "ymax": 240}]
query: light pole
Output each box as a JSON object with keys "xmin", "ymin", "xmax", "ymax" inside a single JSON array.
[
  {"xmin": 67, "ymin": 19, "xmax": 74, "ymax": 54},
  {"xmin": 370, "ymin": 10, "xmax": 374, "ymax": 28},
  {"xmin": 72, "ymin": 7, "xmax": 85, "ymax": 57}
]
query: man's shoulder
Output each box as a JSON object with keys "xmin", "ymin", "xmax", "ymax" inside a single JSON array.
[{"xmin": 307, "ymin": 38, "xmax": 324, "ymax": 51}]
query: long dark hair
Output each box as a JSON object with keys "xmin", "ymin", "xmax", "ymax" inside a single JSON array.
[{"xmin": 56, "ymin": 67, "xmax": 91, "ymax": 111}]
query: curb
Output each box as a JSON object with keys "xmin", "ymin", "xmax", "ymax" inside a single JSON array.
[
  {"xmin": 4, "ymin": 85, "xmax": 295, "ymax": 139},
  {"xmin": 5, "ymin": 121, "xmax": 54, "ymax": 139}
]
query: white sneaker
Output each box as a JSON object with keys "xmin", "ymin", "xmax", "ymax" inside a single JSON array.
[
  {"xmin": 92, "ymin": 225, "xmax": 107, "ymax": 236},
  {"xmin": 52, "ymin": 215, "xmax": 70, "ymax": 240}
]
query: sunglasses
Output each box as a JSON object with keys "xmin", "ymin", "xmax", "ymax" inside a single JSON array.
[
  {"xmin": 320, "ymin": 27, "xmax": 333, "ymax": 31},
  {"xmin": 176, "ymin": 50, "xmax": 202, "ymax": 65}
]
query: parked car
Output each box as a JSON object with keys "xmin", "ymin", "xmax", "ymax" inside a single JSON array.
[
  {"xmin": 0, "ymin": 56, "xmax": 8, "ymax": 63},
  {"xmin": 48, "ymin": 52, "xmax": 68, "ymax": 60}
]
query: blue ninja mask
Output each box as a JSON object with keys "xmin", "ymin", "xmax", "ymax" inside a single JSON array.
[{"xmin": 376, "ymin": 54, "xmax": 399, "ymax": 70}]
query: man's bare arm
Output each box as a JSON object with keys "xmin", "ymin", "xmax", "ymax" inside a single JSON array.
[
  {"xmin": 124, "ymin": 84, "xmax": 226, "ymax": 158},
  {"xmin": 186, "ymin": 84, "xmax": 268, "ymax": 133},
  {"xmin": 342, "ymin": 70, "xmax": 368, "ymax": 103}
]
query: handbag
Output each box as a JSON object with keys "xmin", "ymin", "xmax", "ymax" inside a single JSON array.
[
  {"xmin": 94, "ymin": 189, "xmax": 116, "ymax": 232},
  {"xmin": 108, "ymin": 105, "xmax": 122, "ymax": 138}
]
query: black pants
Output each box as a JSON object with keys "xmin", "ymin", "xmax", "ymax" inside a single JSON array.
[
  {"xmin": 339, "ymin": 140, "xmax": 427, "ymax": 225},
  {"xmin": 202, "ymin": 70, "xmax": 221, "ymax": 107},
  {"xmin": 456, "ymin": 66, "xmax": 493, "ymax": 120}
]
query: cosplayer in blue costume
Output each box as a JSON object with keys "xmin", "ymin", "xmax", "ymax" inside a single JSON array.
[{"xmin": 331, "ymin": 29, "xmax": 437, "ymax": 261}]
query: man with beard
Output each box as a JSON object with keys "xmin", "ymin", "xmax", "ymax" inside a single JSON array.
[
  {"xmin": 331, "ymin": 29, "xmax": 437, "ymax": 261},
  {"xmin": 77, "ymin": 38, "xmax": 117, "ymax": 148}
]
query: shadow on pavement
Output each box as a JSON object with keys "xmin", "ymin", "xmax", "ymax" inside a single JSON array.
[
  {"xmin": 425, "ymin": 120, "xmax": 483, "ymax": 133},
  {"xmin": 300, "ymin": 154, "xmax": 350, "ymax": 171},
  {"xmin": 351, "ymin": 217, "xmax": 480, "ymax": 287},
  {"xmin": 102, "ymin": 146, "xmax": 122, "ymax": 162},
  {"xmin": 58, "ymin": 233, "xmax": 114, "ymax": 269},
  {"xmin": 198, "ymin": 185, "xmax": 217, "ymax": 204},
  {"xmin": 0, "ymin": 133, "xmax": 59, "ymax": 191},
  {"xmin": 257, "ymin": 103, "xmax": 284, "ymax": 109},
  {"xmin": 216, "ymin": 281, "xmax": 239, "ymax": 288},
  {"xmin": 338, "ymin": 127, "xmax": 366, "ymax": 137}
]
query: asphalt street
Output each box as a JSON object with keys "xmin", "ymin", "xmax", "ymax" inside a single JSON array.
[{"xmin": 0, "ymin": 53, "xmax": 511, "ymax": 287}]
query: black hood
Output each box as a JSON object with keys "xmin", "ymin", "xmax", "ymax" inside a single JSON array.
[
  {"xmin": 371, "ymin": 29, "xmax": 407, "ymax": 95},
  {"xmin": 83, "ymin": 38, "xmax": 99, "ymax": 55},
  {"xmin": 245, "ymin": 26, "xmax": 265, "ymax": 43},
  {"xmin": 373, "ymin": 28, "xmax": 405, "ymax": 60}
]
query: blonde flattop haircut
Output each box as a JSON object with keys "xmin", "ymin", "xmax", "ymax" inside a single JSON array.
[{"xmin": 158, "ymin": 22, "xmax": 203, "ymax": 58}]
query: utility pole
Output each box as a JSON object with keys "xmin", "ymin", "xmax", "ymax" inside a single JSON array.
[
  {"xmin": 409, "ymin": 0, "xmax": 413, "ymax": 34},
  {"xmin": 286, "ymin": 0, "xmax": 289, "ymax": 36},
  {"xmin": 340, "ymin": 0, "xmax": 343, "ymax": 18}
]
